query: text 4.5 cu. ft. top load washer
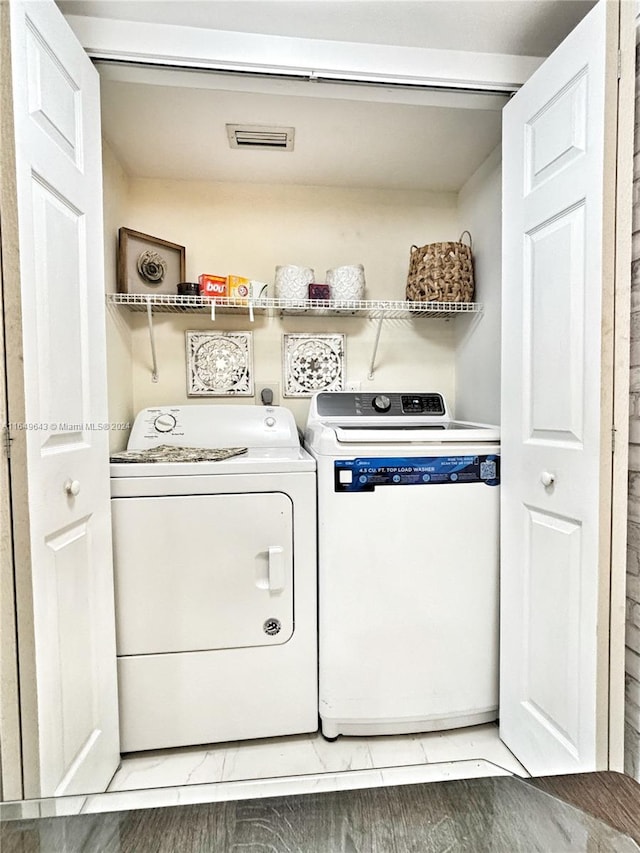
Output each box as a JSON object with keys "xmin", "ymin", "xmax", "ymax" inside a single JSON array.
[
  {"xmin": 305, "ymin": 392, "xmax": 500, "ymax": 739},
  {"xmin": 110, "ymin": 404, "xmax": 317, "ymax": 752}
]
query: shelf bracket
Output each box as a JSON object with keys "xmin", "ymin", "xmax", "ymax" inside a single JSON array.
[
  {"xmin": 146, "ymin": 297, "xmax": 159, "ymax": 382},
  {"xmin": 368, "ymin": 316, "xmax": 384, "ymax": 380}
]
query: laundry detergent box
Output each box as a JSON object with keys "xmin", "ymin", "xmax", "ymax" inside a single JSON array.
[
  {"xmin": 227, "ymin": 275, "xmax": 252, "ymax": 303},
  {"xmin": 198, "ymin": 274, "xmax": 228, "ymax": 299},
  {"xmin": 228, "ymin": 276, "xmax": 269, "ymax": 303}
]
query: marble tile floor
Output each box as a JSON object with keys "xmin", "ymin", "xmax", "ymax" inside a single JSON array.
[
  {"xmin": 2, "ymin": 776, "xmax": 638, "ymax": 852},
  {"xmin": 107, "ymin": 722, "xmax": 527, "ymax": 794},
  {"xmin": 81, "ymin": 758, "xmax": 513, "ymax": 816},
  {"xmin": 0, "ymin": 723, "xmax": 527, "ymax": 820}
]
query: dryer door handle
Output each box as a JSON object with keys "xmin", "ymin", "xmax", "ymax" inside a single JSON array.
[{"xmin": 268, "ymin": 546, "xmax": 285, "ymax": 592}]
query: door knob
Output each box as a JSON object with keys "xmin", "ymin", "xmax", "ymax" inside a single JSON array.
[
  {"xmin": 540, "ymin": 471, "xmax": 555, "ymax": 487},
  {"xmin": 64, "ymin": 479, "xmax": 80, "ymax": 496}
]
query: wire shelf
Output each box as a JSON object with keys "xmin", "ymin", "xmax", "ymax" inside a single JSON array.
[{"xmin": 107, "ymin": 293, "xmax": 483, "ymax": 319}]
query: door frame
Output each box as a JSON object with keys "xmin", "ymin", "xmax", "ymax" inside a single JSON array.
[
  {"xmin": 63, "ymin": 0, "xmax": 635, "ymax": 773},
  {"xmin": 0, "ymin": 0, "xmax": 25, "ymax": 801},
  {"xmin": 607, "ymin": 0, "xmax": 635, "ymax": 772},
  {"xmin": 0, "ymin": 1, "xmax": 633, "ymax": 802},
  {"xmin": 63, "ymin": 12, "xmax": 543, "ymax": 93}
]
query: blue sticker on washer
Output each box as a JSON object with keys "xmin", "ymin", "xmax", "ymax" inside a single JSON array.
[{"xmin": 334, "ymin": 455, "xmax": 500, "ymax": 492}]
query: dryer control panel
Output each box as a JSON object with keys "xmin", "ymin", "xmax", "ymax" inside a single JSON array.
[
  {"xmin": 315, "ymin": 392, "xmax": 446, "ymax": 418},
  {"xmin": 127, "ymin": 405, "xmax": 302, "ymax": 450},
  {"xmin": 141, "ymin": 407, "xmax": 185, "ymax": 440}
]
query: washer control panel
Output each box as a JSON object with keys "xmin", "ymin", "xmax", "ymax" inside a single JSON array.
[
  {"xmin": 315, "ymin": 392, "xmax": 446, "ymax": 418},
  {"xmin": 372, "ymin": 394, "xmax": 391, "ymax": 413},
  {"xmin": 400, "ymin": 395, "xmax": 445, "ymax": 414}
]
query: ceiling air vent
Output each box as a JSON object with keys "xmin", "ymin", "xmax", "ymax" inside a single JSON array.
[{"xmin": 226, "ymin": 124, "xmax": 295, "ymax": 151}]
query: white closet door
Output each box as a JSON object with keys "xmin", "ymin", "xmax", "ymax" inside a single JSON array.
[
  {"xmin": 500, "ymin": 0, "xmax": 618, "ymax": 775},
  {"xmin": 9, "ymin": 1, "xmax": 119, "ymax": 796}
]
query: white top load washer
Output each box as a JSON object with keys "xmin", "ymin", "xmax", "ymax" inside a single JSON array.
[
  {"xmin": 305, "ymin": 391, "xmax": 500, "ymax": 739},
  {"xmin": 110, "ymin": 404, "xmax": 317, "ymax": 752}
]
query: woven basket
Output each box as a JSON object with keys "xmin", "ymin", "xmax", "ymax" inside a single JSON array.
[{"xmin": 406, "ymin": 231, "xmax": 474, "ymax": 303}]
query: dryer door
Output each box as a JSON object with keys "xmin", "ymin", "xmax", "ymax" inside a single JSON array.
[{"xmin": 112, "ymin": 492, "xmax": 294, "ymax": 654}]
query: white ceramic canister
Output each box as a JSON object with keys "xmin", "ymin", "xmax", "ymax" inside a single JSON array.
[
  {"xmin": 274, "ymin": 265, "xmax": 315, "ymax": 300},
  {"xmin": 326, "ymin": 264, "xmax": 366, "ymax": 301}
]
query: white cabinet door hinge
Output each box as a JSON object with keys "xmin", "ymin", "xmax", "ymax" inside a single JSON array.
[
  {"xmin": 617, "ymin": 49, "xmax": 622, "ymax": 80},
  {"xmin": 611, "ymin": 425, "xmax": 616, "ymax": 454}
]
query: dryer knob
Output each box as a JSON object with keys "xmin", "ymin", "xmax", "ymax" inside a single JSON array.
[
  {"xmin": 154, "ymin": 413, "xmax": 177, "ymax": 433},
  {"xmin": 372, "ymin": 394, "xmax": 391, "ymax": 413},
  {"xmin": 265, "ymin": 417, "xmax": 276, "ymax": 427}
]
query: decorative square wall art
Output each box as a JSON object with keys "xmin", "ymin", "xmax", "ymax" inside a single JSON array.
[
  {"xmin": 283, "ymin": 333, "xmax": 345, "ymax": 397},
  {"xmin": 186, "ymin": 331, "xmax": 254, "ymax": 396}
]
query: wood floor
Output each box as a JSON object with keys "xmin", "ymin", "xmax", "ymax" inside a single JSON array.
[
  {"xmin": 2, "ymin": 774, "xmax": 638, "ymax": 852},
  {"xmin": 530, "ymin": 771, "xmax": 640, "ymax": 846}
]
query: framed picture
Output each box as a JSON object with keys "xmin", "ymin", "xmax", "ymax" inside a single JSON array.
[
  {"xmin": 186, "ymin": 331, "xmax": 254, "ymax": 397},
  {"xmin": 283, "ymin": 333, "xmax": 345, "ymax": 397},
  {"xmin": 117, "ymin": 227, "xmax": 186, "ymax": 295}
]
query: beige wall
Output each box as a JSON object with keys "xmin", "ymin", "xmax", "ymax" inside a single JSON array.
[
  {"xmin": 103, "ymin": 139, "xmax": 134, "ymax": 451},
  {"xmin": 122, "ymin": 179, "xmax": 458, "ymax": 296},
  {"xmin": 114, "ymin": 178, "xmax": 460, "ymax": 427},
  {"xmin": 455, "ymin": 146, "xmax": 502, "ymax": 425}
]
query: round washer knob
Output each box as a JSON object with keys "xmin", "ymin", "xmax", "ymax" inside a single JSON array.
[
  {"xmin": 372, "ymin": 394, "xmax": 391, "ymax": 413},
  {"xmin": 265, "ymin": 416, "xmax": 276, "ymax": 427},
  {"xmin": 154, "ymin": 413, "xmax": 177, "ymax": 433}
]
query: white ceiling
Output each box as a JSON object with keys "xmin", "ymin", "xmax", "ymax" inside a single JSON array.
[
  {"xmin": 58, "ymin": 1, "xmax": 595, "ymax": 57},
  {"xmin": 99, "ymin": 72, "xmax": 503, "ymax": 192},
  {"xmin": 83, "ymin": 0, "xmax": 593, "ymax": 192}
]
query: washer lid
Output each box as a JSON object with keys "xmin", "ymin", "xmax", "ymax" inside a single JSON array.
[
  {"xmin": 332, "ymin": 421, "xmax": 501, "ymax": 443},
  {"xmin": 110, "ymin": 446, "xmax": 315, "ymax": 478}
]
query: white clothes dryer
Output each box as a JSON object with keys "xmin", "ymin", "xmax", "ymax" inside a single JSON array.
[
  {"xmin": 110, "ymin": 404, "xmax": 317, "ymax": 752},
  {"xmin": 305, "ymin": 392, "xmax": 500, "ymax": 740}
]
